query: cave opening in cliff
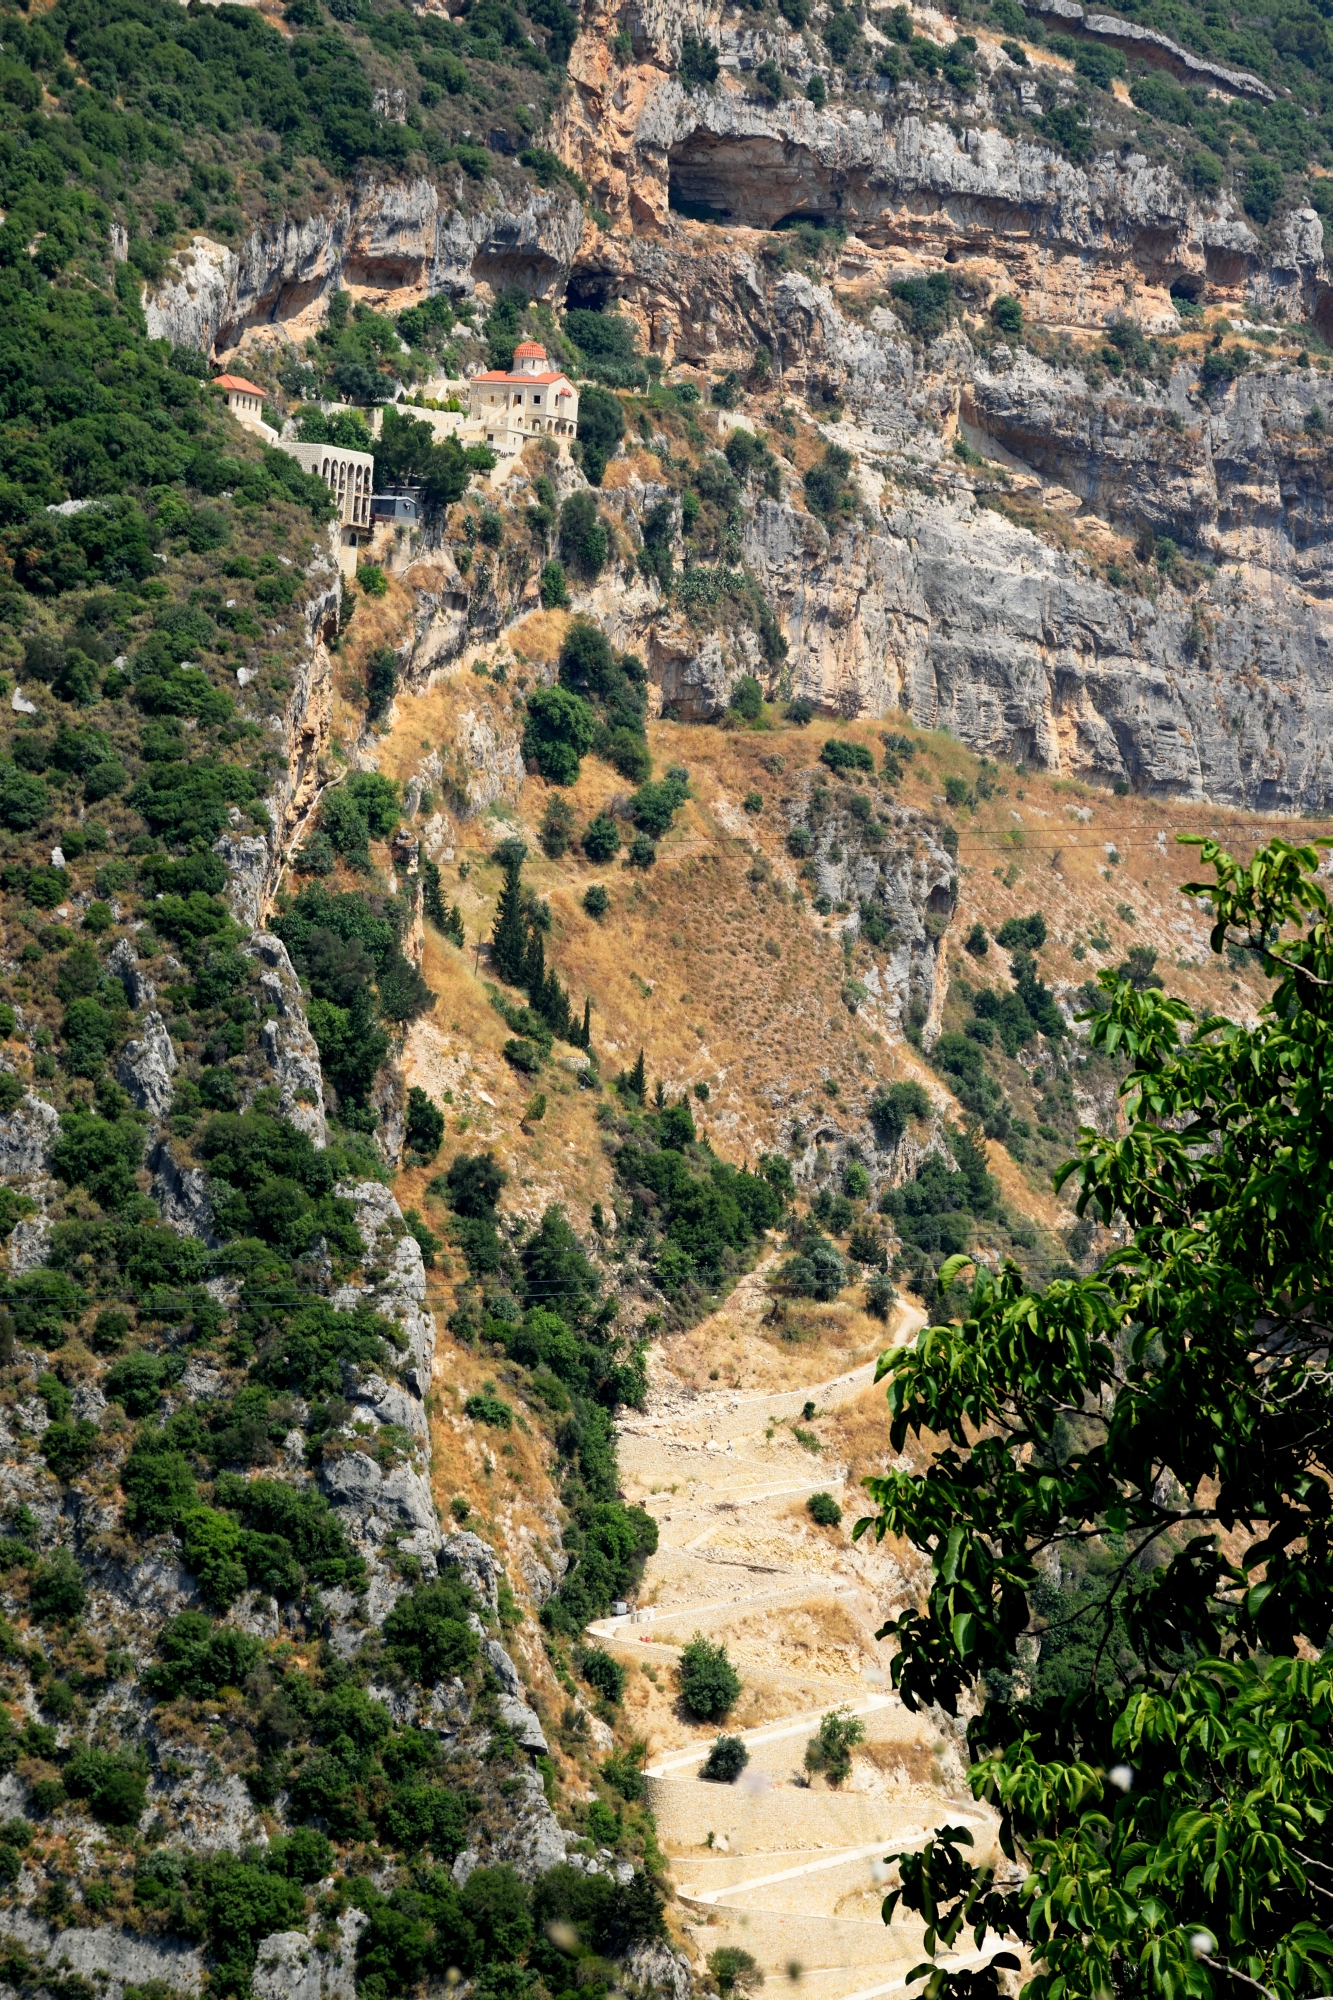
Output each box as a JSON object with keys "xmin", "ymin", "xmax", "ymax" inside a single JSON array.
[
  {"xmin": 666, "ymin": 131, "xmax": 831, "ymax": 232},
  {"xmin": 565, "ymin": 274, "xmax": 615, "ymax": 311},
  {"xmin": 1170, "ymin": 273, "xmax": 1204, "ymax": 303}
]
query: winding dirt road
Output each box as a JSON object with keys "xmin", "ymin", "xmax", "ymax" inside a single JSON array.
[{"xmin": 594, "ymin": 1302, "xmax": 1010, "ymax": 2000}]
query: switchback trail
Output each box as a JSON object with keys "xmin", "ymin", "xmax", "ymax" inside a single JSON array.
[{"xmin": 599, "ymin": 1299, "xmax": 1012, "ymax": 2000}]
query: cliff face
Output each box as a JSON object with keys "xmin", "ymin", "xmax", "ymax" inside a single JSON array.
[
  {"xmin": 152, "ymin": 11, "xmax": 1333, "ymax": 810},
  {"xmin": 145, "ymin": 178, "xmax": 588, "ymax": 356}
]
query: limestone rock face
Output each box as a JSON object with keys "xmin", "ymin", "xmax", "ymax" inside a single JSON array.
[
  {"xmin": 243, "ymin": 933, "xmax": 328, "ymax": 1146},
  {"xmin": 0, "ymin": 1913, "xmax": 204, "ymax": 1997},
  {"xmin": 144, "ymin": 182, "xmax": 586, "ymax": 358},
  {"xmin": 0, "ymin": 1094, "xmax": 58, "ymax": 1178},
  {"xmin": 116, "ymin": 1011, "xmax": 178, "ymax": 1119},
  {"xmin": 253, "ymin": 1910, "xmax": 367, "ymax": 2000},
  {"xmin": 213, "ymin": 833, "xmax": 270, "ymax": 930},
  {"xmin": 107, "ymin": 937, "xmax": 156, "ymax": 1011},
  {"xmin": 623, "ymin": 1939, "xmax": 696, "ymax": 2000}
]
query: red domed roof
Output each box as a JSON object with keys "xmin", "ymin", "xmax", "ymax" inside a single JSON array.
[{"xmin": 513, "ymin": 341, "xmax": 547, "ymax": 358}]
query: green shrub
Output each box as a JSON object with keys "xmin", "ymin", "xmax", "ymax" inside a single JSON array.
[
  {"xmin": 465, "ymin": 1392, "xmax": 513, "ymax": 1429},
  {"xmin": 576, "ymin": 1645, "xmax": 626, "ymax": 1704},
  {"xmin": 64, "ymin": 1747, "xmax": 148, "ymax": 1826},
  {"xmin": 709, "ymin": 1948, "xmax": 764, "ymax": 1995},
  {"xmin": 991, "ymin": 293, "xmax": 1022, "ymax": 335},
  {"xmin": 105, "ymin": 1348, "xmax": 170, "ymax": 1417},
  {"xmin": 122, "ymin": 1443, "xmax": 197, "ymax": 1533},
  {"xmin": 559, "ymin": 491, "xmax": 609, "ymax": 577},
  {"xmin": 582, "ymin": 813, "xmax": 621, "ymax": 862},
  {"xmin": 699, "ymin": 1734, "xmax": 748, "ymax": 1782},
  {"xmin": 583, "ymin": 884, "xmax": 610, "ymax": 919},
  {"xmin": 728, "ymin": 675, "xmax": 763, "ymax": 722},
  {"xmin": 0, "ymin": 767, "xmax": 49, "ymax": 830},
  {"xmin": 575, "ymin": 387, "xmax": 626, "ymax": 486},
  {"xmin": 147, "ymin": 1611, "xmax": 263, "ymax": 1699},
  {"xmin": 503, "ymin": 1037, "xmax": 543, "ymax": 1074},
  {"xmin": 29, "ymin": 1550, "xmax": 86, "ymax": 1623},
  {"xmin": 179, "ymin": 1505, "xmax": 247, "ymax": 1608},
  {"xmin": 523, "ymin": 685, "xmax": 596, "ymax": 786},
  {"xmin": 820, "ymin": 739, "xmax": 874, "ymax": 775},
  {"xmin": 405, "ymin": 1086, "xmax": 445, "ymax": 1161},
  {"xmin": 1244, "ymin": 155, "xmax": 1285, "ymax": 225},
  {"xmin": 996, "ymin": 912, "xmax": 1047, "ymax": 952},
  {"xmin": 197, "ymin": 1855, "xmax": 305, "ymax": 1993},
  {"xmin": 41, "ymin": 1419, "xmax": 100, "ymax": 1483},
  {"xmin": 868, "ymin": 1080, "xmax": 931, "ymax": 1142},
  {"xmin": 541, "ymin": 794, "xmax": 576, "ymax": 859},
  {"xmin": 629, "ymin": 767, "xmax": 689, "ymax": 838},
  {"xmin": 807, "ymin": 1491, "xmax": 842, "ymax": 1527},
  {"xmin": 678, "ymin": 31, "xmax": 720, "ymax": 85},
  {"xmin": 803, "ymin": 1707, "xmax": 864, "ymax": 1785},
  {"xmin": 678, "ymin": 1633, "xmax": 741, "ymax": 1720},
  {"xmin": 539, "ymin": 560, "xmax": 569, "ymax": 608},
  {"xmin": 382, "ymin": 1578, "xmax": 479, "ymax": 1684}
]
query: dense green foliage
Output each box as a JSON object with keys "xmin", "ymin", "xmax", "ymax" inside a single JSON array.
[
  {"xmin": 432, "ymin": 1154, "xmax": 657, "ymax": 1633},
  {"xmin": 274, "ymin": 875, "xmax": 432, "ymax": 1115},
  {"xmin": 678, "ymin": 1634, "xmax": 741, "ymax": 1721},
  {"xmin": 610, "ymin": 1098, "xmax": 784, "ymax": 1303},
  {"xmin": 860, "ymin": 838, "xmax": 1333, "ymax": 2000}
]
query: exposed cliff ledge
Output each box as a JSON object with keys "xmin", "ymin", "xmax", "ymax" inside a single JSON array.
[
  {"xmin": 554, "ymin": 68, "xmax": 1323, "ymax": 332},
  {"xmin": 1021, "ymin": 0, "xmax": 1274, "ymax": 100},
  {"xmin": 145, "ymin": 175, "xmax": 586, "ymax": 359}
]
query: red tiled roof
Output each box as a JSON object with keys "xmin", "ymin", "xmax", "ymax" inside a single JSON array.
[
  {"xmin": 471, "ymin": 369, "xmax": 573, "ymax": 387},
  {"xmin": 213, "ymin": 374, "xmax": 265, "ymax": 396},
  {"xmin": 513, "ymin": 341, "xmax": 547, "ymax": 358}
]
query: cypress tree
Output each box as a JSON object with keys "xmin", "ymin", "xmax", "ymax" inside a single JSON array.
[
  {"xmin": 524, "ymin": 924, "xmax": 546, "ymax": 1005},
  {"xmin": 492, "ymin": 855, "xmax": 528, "ymax": 984},
  {"xmin": 543, "ymin": 970, "xmax": 571, "ymax": 1041},
  {"xmin": 625, "ymin": 1049, "xmax": 646, "ymax": 1100},
  {"xmin": 578, "ymin": 997, "xmax": 591, "ymax": 1050}
]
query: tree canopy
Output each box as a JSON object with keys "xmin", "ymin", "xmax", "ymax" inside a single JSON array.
[{"xmin": 859, "ymin": 837, "xmax": 1333, "ymax": 2000}]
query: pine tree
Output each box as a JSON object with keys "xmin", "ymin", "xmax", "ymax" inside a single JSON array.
[
  {"xmin": 625, "ymin": 1048, "xmax": 646, "ymax": 1100},
  {"xmin": 445, "ymin": 903, "xmax": 465, "ymax": 948},
  {"xmin": 653, "ymin": 1078, "xmax": 667, "ymax": 1110},
  {"xmin": 491, "ymin": 854, "xmax": 528, "ymax": 985}
]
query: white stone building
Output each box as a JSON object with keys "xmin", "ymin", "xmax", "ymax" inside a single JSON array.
[
  {"xmin": 273, "ymin": 439, "xmax": 374, "ymax": 575},
  {"xmin": 212, "ymin": 373, "xmax": 277, "ymax": 443},
  {"xmin": 466, "ymin": 342, "xmax": 579, "ymax": 453}
]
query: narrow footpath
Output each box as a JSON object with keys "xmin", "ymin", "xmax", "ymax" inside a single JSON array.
[{"xmin": 591, "ymin": 1301, "xmax": 1010, "ymax": 2000}]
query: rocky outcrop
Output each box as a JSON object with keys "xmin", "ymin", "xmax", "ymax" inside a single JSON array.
[
  {"xmin": 254, "ymin": 1912, "xmax": 366, "ymax": 2000},
  {"xmin": 0, "ymin": 1094, "xmax": 58, "ymax": 1179},
  {"xmin": 116, "ymin": 1011, "xmax": 178, "ymax": 1119},
  {"xmin": 151, "ymin": 1140, "xmax": 219, "ymax": 1243},
  {"xmin": 107, "ymin": 937, "xmax": 156, "ymax": 1011},
  {"xmin": 1022, "ymin": 0, "xmax": 1273, "ymax": 99},
  {"xmin": 144, "ymin": 180, "xmax": 586, "ymax": 359},
  {"xmin": 243, "ymin": 933, "xmax": 328, "ymax": 1146},
  {"xmin": 553, "ymin": 45, "xmax": 1320, "ymax": 327},
  {"xmin": 0, "ymin": 1911, "xmax": 204, "ymax": 1998},
  {"xmin": 791, "ymin": 790, "xmax": 957, "ymax": 1041}
]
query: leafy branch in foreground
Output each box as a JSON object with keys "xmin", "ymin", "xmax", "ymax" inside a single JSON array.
[{"xmin": 856, "ymin": 837, "xmax": 1333, "ymax": 2000}]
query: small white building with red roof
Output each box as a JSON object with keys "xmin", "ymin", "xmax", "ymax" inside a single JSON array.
[
  {"xmin": 212, "ymin": 372, "xmax": 281, "ymax": 446},
  {"xmin": 465, "ymin": 342, "xmax": 578, "ymax": 450}
]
